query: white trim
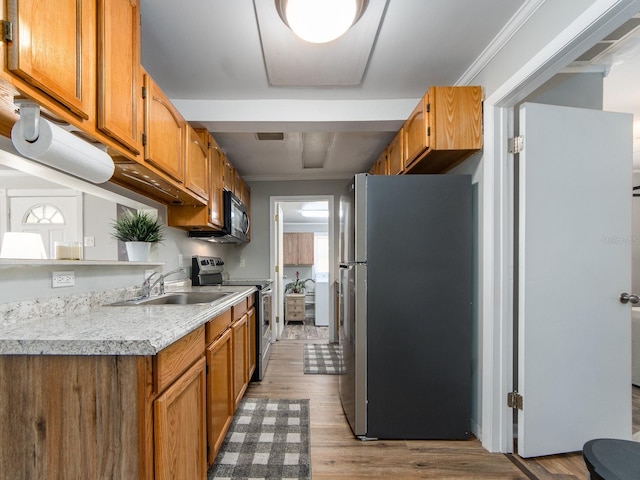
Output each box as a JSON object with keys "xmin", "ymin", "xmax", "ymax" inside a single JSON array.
[
  {"xmin": 481, "ymin": 0, "xmax": 640, "ymax": 453},
  {"xmin": 457, "ymin": 0, "xmax": 546, "ymax": 86}
]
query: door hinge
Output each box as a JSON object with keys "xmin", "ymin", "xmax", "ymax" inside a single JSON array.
[
  {"xmin": 141, "ymin": 133, "xmax": 147, "ymax": 146},
  {"xmin": 507, "ymin": 391, "xmax": 523, "ymax": 410},
  {"xmin": 427, "ymin": 126, "xmax": 431, "ymax": 137},
  {"xmin": 274, "ymin": 214, "xmax": 279, "ymax": 222},
  {"xmin": 141, "ymin": 86, "xmax": 147, "ymax": 99},
  {"xmin": 205, "ymin": 364, "xmax": 209, "ymax": 375},
  {"xmin": 275, "ymin": 265, "xmax": 279, "ymax": 273},
  {"xmin": 276, "ymin": 316, "xmax": 280, "ymax": 324},
  {"xmin": 426, "ymin": 103, "xmax": 430, "ymax": 113},
  {"xmin": 3, "ymin": 21, "xmax": 12, "ymax": 43},
  {"xmin": 508, "ymin": 135, "xmax": 524, "ymax": 154}
]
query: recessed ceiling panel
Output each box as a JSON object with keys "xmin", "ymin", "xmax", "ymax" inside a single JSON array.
[{"xmin": 253, "ymin": 0, "xmax": 388, "ymax": 87}]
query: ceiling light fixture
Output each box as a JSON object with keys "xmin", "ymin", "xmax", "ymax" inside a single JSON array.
[{"xmin": 276, "ymin": 0, "xmax": 368, "ymax": 44}]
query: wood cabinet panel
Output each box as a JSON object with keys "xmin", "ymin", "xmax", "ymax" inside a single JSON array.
[
  {"xmin": 154, "ymin": 356, "xmax": 207, "ymax": 480},
  {"xmin": 144, "ymin": 74, "xmax": 185, "ymax": 182},
  {"xmin": 0, "ymin": 355, "xmax": 141, "ymax": 479},
  {"xmin": 209, "ymin": 136, "xmax": 225, "ymax": 228},
  {"xmin": 184, "ymin": 124, "xmax": 209, "ymax": 202},
  {"xmin": 232, "ymin": 314, "xmax": 249, "ymax": 408},
  {"xmin": 6, "ymin": 0, "xmax": 95, "ymax": 120},
  {"xmin": 403, "ymin": 93, "xmax": 430, "ymax": 169},
  {"xmin": 284, "ymin": 232, "xmax": 314, "ymax": 265},
  {"xmin": 206, "ymin": 308, "xmax": 232, "ymax": 344},
  {"xmin": 154, "ymin": 325, "xmax": 205, "ymax": 393},
  {"xmin": 387, "ymin": 129, "xmax": 404, "ymax": 175},
  {"xmin": 297, "ymin": 232, "xmax": 314, "ymax": 265},
  {"xmin": 223, "ymin": 156, "xmax": 234, "ymax": 192},
  {"xmin": 206, "ymin": 328, "xmax": 233, "ymax": 465},
  {"xmin": 97, "ymin": 0, "xmax": 141, "ymax": 154}
]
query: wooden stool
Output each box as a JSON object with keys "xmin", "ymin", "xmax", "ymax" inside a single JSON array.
[{"xmin": 583, "ymin": 438, "xmax": 640, "ymax": 480}]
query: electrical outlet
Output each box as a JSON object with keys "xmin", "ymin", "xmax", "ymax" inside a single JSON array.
[
  {"xmin": 83, "ymin": 236, "xmax": 95, "ymax": 247},
  {"xmin": 52, "ymin": 271, "xmax": 75, "ymax": 288},
  {"xmin": 239, "ymin": 257, "xmax": 246, "ymax": 268}
]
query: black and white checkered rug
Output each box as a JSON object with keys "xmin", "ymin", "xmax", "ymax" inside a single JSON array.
[
  {"xmin": 303, "ymin": 343, "xmax": 344, "ymax": 374},
  {"xmin": 208, "ymin": 398, "xmax": 311, "ymax": 480}
]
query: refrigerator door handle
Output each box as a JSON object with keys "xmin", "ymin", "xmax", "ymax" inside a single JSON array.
[{"xmin": 339, "ymin": 261, "xmax": 366, "ymax": 268}]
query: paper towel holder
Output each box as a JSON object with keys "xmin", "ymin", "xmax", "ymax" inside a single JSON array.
[{"xmin": 16, "ymin": 101, "xmax": 41, "ymax": 143}]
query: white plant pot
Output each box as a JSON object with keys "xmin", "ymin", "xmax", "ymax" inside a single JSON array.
[{"xmin": 125, "ymin": 241, "xmax": 151, "ymax": 262}]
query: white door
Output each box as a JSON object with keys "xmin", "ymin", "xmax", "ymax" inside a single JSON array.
[
  {"xmin": 517, "ymin": 102, "xmax": 633, "ymax": 457},
  {"xmin": 8, "ymin": 190, "xmax": 82, "ymax": 259}
]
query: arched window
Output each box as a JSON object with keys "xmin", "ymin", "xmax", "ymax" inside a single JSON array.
[{"xmin": 23, "ymin": 204, "xmax": 65, "ymax": 225}]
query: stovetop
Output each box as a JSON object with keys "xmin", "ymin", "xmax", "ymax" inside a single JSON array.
[{"xmin": 222, "ymin": 279, "xmax": 272, "ymax": 289}]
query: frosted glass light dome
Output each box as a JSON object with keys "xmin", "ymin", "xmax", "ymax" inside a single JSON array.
[{"xmin": 277, "ymin": 0, "xmax": 367, "ymax": 44}]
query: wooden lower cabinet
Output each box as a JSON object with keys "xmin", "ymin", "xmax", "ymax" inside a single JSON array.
[
  {"xmin": 0, "ymin": 295, "xmax": 258, "ymax": 479},
  {"xmin": 154, "ymin": 356, "xmax": 207, "ymax": 480},
  {"xmin": 206, "ymin": 328, "xmax": 233, "ymax": 465},
  {"xmin": 232, "ymin": 313, "xmax": 249, "ymax": 408}
]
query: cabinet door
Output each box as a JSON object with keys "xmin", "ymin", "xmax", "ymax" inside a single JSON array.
[
  {"xmin": 206, "ymin": 329, "xmax": 233, "ymax": 465},
  {"xmin": 283, "ymin": 232, "xmax": 298, "ymax": 265},
  {"xmin": 144, "ymin": 74, "xmax": 185, "ymax": 182},
  {"xmin": 222, "ymin": 156, "xmax": 234, "ymax": 192},
  {"xmin": 404, "ymin": 94, "xmax": 430, "ymax": 169},
  {"xmin": 154, "ymin": 357, "xmax": 206, "ymax": 480},
  {"xmin": 431, "ymin": 86, "xmax": 483, "ymax": 150},
  {"xmin": 297, "ymin": 232, "xmax": 314, "ymax": 265},
  {"xmin": 247, "ymin": 307, "xmax": 256, "ymax": 379},
  {"xmin": 387, "ymin": 128, "xmax": 405, "ymax": 175},
  {"xmin": 7, "ymin": 0, "xmax": 95, "ymax": 119},
  {"xmin": 231, "ymin": 314, "xmax": 248, "ymax": 408},
  {"xmin": 209, "ymin": 142, "xmax": 225, "ymax": 229},
  {"xmin": 184, "ymin": 125, "xmax": 209, "ymax": 203},
  {"xmin": 97, "ymin": 0, "xmax": 141, "ymax": 154}
]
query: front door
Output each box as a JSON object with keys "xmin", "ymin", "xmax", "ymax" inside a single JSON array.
[{"xmin": 517, "ymin": 102, "xmax": 632, "ymax": 457}]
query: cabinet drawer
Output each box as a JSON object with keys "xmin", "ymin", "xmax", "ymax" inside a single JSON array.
[
  {"xmin": 154, "ymin": 326, "xmax": 205, "ymax": 393},
  {"xmin": 287, "ymin": 311, "xmax": 305, "ymax": 320},
  {"xmin": 247, "ymin": 292, "xmax": 255, "ymax": 308},
  {"xmin": 232, "ymin": 297, "xmax": 248, "ymax": 320},
  {"xmin": 206, "ymin": 309, "xmax": 232, "ymax": 344}
]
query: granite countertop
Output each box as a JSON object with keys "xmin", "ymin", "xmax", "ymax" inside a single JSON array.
[{"xmin": 0, "ymin": 285, "xmax": 256, "ymax": 356}]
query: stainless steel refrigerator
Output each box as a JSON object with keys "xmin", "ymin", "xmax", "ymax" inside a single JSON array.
[{"xmin": 338, "ymin": 173, "xmax": 472, "ymax": 440}]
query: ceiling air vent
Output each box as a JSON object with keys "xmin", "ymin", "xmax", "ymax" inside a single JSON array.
[{"xmin": 256, "ymin": 132, "xmax": 284, "ymax": 141}]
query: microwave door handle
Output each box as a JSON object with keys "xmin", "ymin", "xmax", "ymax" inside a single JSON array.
[{"xmin": 243, "ymin": 212, "xmax": 250, "ymax": 235}]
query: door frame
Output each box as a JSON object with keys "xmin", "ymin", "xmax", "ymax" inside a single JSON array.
[
  {"xmin": 269, "ymin": 194, "xmax": 336, "ymax": 342},
  {"xmin": 480, "ymin": 0, "xmax": 640, "ymax": 453}
]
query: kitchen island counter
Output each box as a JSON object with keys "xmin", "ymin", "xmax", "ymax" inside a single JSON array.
[{"xmin": 0, "ymin": 285, "xmax": 255, "ymax": 356}]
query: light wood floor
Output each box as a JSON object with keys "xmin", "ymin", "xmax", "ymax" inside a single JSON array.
[
  {"xmin": 246, "ymin": 340, "xmax": 529, "ymax": 479},
  {"xmin": 248, "ymin": 339, "xmax": 640, "ymax": 478}
]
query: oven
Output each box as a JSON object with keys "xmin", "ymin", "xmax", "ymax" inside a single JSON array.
[{"xmin": 190, "ymin": 255, "xmax": 274, "ymax": 381}]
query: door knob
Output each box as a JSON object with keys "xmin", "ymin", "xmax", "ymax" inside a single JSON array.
[{"xmin": 620, "ymin": 292, "xmax": 640, "ymax": 304}]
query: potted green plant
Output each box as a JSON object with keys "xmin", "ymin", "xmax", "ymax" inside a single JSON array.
[
  {"xmin": 112, "ymin": 210, "xmax": 164, "ymax": 261},
  {"xmin": 284, "ymin": 271, "xmax": 310, "ymax": 294}
]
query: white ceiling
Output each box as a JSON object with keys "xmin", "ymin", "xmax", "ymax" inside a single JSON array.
[{"xmin": 139, "ymin": 0, "xmax": 528, "ymax": 181}]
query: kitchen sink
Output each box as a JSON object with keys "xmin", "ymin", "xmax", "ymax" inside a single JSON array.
[{"xmin": 108, "ymin": 291, "xmax": 233, "ymax": 306}]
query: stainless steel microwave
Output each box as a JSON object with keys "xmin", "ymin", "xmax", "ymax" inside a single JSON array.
[{"xmin": 188, "ymin": 190, "xmax": 249, "ymax": 243}]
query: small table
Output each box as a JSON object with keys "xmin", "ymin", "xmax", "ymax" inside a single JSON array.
[
  {"xmin": 583, "ymin": 438, "xmax": 640, "ymax": 480},
  {"xmin": 284, "ymin": 293, "xmax": 305, "ymax": 325}
]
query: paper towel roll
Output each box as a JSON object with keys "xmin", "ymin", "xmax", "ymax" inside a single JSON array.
[{"xmin": 11, "ymin": 117, "xmax": 115, "ymax": 184}]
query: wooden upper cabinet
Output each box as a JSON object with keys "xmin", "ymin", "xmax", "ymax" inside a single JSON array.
[
  {"xmin": 6, "ymin": 0, "xmax": 96, "ymax": 119},
  {"xmin": 222, "ymin": 156, "xmax": 235, "ymax": 192},
  {"xmin": 387, "ymin": 128, "xmax": 404, "ymax": 175},
  {"xmin": 184, "ymin": 124, "xmax": 209, "ymax": 203},
  {"xmin": 405, "ymin": 85, "xmax": 483, "ymax": 174},
  {"xmin": 284, "ymin": 232, "xmax": 314, "ymax": 266},
  {"xmin": 403, "ymin": 92, "xmax": 430, "ymax": 169},
  {"xmin": 144, "ymin": 74, "xmax": 185, "ymax": 182},
  {"xmin": 209, "ymin": 137, "xmax": 225, "ymax": 229},
  {"xmin": 369, "ymin": 149, "xmax": 388, "ymax": 175},
  {"xmin": 97, "ymin": 0, "xmax": 142, "ymax": 155}
]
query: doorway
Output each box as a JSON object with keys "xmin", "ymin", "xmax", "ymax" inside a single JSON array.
[
  {"xmin": 270, "ymin": 195, "xmax": 336, "ymax": 345},
  {"xmin": 481, "ymin": 1, "xmax": 640, "ymax": 455}
]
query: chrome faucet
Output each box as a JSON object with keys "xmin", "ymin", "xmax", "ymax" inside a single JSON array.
[{"xmin": 141, "ymin": 268, "xmax": 186, "ymax": 298}]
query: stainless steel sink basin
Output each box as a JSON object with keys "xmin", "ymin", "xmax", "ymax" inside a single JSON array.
[{"xmin": 108, "ymin": 291, "xmax": 233, "ymax": 306}]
